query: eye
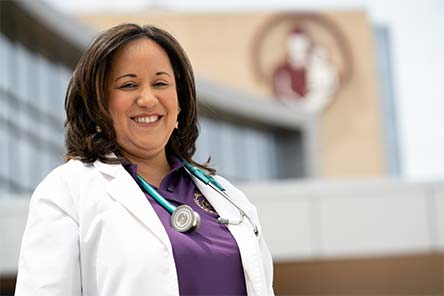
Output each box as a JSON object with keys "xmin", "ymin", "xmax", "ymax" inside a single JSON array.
[
  {"xmin": 153, "ymin": 81, "xmax": 169, "ymax": 88},
  {"xmin": 119, "ymin": 82, "xmax": 137, "ymax": 89}
]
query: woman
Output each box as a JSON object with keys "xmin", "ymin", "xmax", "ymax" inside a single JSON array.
[{"xmin": 15, "ymin": 23, "xmax": 274, "ymax": 296}]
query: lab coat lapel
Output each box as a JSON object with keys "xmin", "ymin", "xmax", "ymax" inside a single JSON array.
[
  {"xmin": 94, "ymin": 160, "xmax": 172, "ymax": 253},
  {"xmin": 189, "ymin": 173, "xmax": 265, "ymax": 296}
]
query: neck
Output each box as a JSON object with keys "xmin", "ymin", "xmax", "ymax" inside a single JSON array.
[{"xmin": 123, "ymin": 150, "xmax": 171, "ymax": 188}]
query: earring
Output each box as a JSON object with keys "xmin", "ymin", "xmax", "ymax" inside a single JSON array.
[
  {"xmin": 96, "ymin": 125, "xmax": 102, "ymax": 133},
  {"xmin": 175, "ymin": 121, "xmax": 179, "ymax": 129}
]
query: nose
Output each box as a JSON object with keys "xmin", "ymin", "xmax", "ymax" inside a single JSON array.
[{"xmin": 137, "ymin": 87, "xmax": 159, "ymax": 108}]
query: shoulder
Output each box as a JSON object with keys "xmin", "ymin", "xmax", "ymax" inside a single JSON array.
[
  {"xmin": 31, "ymin": 159, "xmax": 116, "ymax": 222},
  {"xmin": 29, "ymin": 160, "xmax": 92, "ymax": 223},
  {"xmin": 32, "ymin": 159, "xmax": 103, "ymax": 205},
  {"xmin": 36, "ymin": 160, "xmax": 96, "ymax": 190}
]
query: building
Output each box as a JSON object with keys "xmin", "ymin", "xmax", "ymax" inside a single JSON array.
[{"xmin": 0, "ymin": 1, "xmax": 442, "ymax": 295}]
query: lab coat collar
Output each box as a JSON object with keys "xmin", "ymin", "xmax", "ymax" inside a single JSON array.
[
  {"xmin": 92, "ymin": 153, "xmax": 122, "ymax": 178},
  {"xmin": 93, "ymin": 157, "xmax": 173, "ymax": 254}
]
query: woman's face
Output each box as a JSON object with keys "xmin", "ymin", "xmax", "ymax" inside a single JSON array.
[{"xmin": 106, "ymin": 37, "xmax": 179, "ymax": 160}]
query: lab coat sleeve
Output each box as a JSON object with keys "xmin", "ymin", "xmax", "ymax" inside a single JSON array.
[{"xmin": 15, "ymin": 168, "xmax": 81, "ymax": 296}]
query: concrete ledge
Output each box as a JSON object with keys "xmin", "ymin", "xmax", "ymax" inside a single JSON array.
[
  {"xmin": 274, "ymin": 252, "xmax": 444, "ymax": 295},
  {"xmin": 240, "ymin": 178, "xmax": 444, "ymax": 260}
]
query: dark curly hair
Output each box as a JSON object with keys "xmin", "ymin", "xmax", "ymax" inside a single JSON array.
[{"xmin": 65, "ymin": 23, "xmax": 214, "ymax": 173}]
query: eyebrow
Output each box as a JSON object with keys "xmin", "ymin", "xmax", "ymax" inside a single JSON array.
[
  {"xmin": 155, "ymin": 71, "xmax": 171, "ymax": 77},
  {"xmin": 114, "ymin": 71, "xmax": 171, "ymax": 82},
  {"xmin": 114, "ymin": 73, "xmax": 137, "ymax": 82}
]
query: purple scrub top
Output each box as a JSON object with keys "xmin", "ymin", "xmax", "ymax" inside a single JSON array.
[{"xmin": 123, "ymin": 156, "xmax": 247, "ymax": 295}]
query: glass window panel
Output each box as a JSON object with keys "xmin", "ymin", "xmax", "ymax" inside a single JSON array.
[
  {"xmin": 22, "ymin": 134, "xmax": 38, "ymax": 192},
  {"xmin": 192, "ymin": 115, "xmax": 304, "ymax": 181},
  {"xmin": 0, "ymin": 88, "xmax": 8, "ymax": 121},
  {"xmin": 38, "ymin": 57, "xmax": 66, "ymax": 142},
  {"xmin": 266, "ymin": 135, "xmax": 276, "ymax": 179},
  {"xmin": 0, "ymin": 125, "xmax": 9, "ymax": 186},
  {"xmin": 27, "ymin": 50, "xmax": 40, "ymax": 107},
  {"xmin": 15, "ymin": 42, "xmax": 31, "ymax": 103},
  {"xmin": 54, "ymin": 64, "xmax": 71, "ymax": 121},
  {"xmin": 8, "ymin": 132, "xmax": 23, "ymax": 188},
  {"xmin": 0, "ymin": 34, "xmax": 11, "ymax": 91},
  {"xmin": 244, "ymin": 129, "xmax": 262, "ymax": 181},
  {"xmin": 373, "ymin": 26, "xmax": 400, "ymax": 176},
  {"xmin": 258, "ymin": 131, "xmax": 270, "ymax": 180},
  {"xmin": 204, "ymin": 118, "xmax": 222, "ymax": 172},
  {"xmin": 231, "ymin": 124, "xmax": 248, "ymax": 182},
  {"xmin": 195, "ymin": 117, "xmax": 211, "ymax": 164},
  {"xmin": 219, "ymin": 122, "xmax": 236, "ymax": 179},
  {"xmin": 45, "ymin": 61, "xmax": 65, "ymax": 122},
  {"xmin": 36, "ymin": 54, "xmax": 55, "ymax": 141},
  {"xmin": 0, "ymin": 34, "xmax": 14, "ymax": 93}
]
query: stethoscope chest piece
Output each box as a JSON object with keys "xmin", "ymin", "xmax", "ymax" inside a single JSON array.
[{"xmin": 171, "ymin": 205, "xmax": 201, "ymax": 232}]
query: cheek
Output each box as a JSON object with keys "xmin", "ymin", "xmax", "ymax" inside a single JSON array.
[
  {"xmin": 108, "ymin": 108, "xmax": 129, "ymax": 142},
  {"xmin": 166, "ymin": 91, "xmax": 179, "ymax": 115},
  {"xmin": 168, "ymin": 104, "xmax": 179, "ymax": 126},
  {"xmin": 108, "ymin": 95, "xmax": 130, "ymax": 122}
]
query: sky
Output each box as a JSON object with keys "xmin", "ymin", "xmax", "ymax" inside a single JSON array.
[{"xmin": 42, "ymin": 0, "xmax": 444, "ymax": 181}]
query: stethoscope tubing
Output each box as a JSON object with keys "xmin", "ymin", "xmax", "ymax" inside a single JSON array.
[
  {"xmin": 136, "ymin": 175, "xmax": 176, "ymax": 214},
  {"xmin": 214, "ymin": 187, "xmax": 258, "ymax": 236},
  {"xmin": 136, "ymin": 160, "xmax": 259, "ymax": 236}
]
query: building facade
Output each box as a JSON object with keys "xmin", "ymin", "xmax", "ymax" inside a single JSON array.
[{"xmin": 1, "ymin": 1, "xmax": 312, "ymax": 196}]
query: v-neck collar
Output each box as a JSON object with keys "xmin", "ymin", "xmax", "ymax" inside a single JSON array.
[
  {"xmin": 122, "ymin": 154, "xmax": 185, "ymax": 190},
  {"xmin": 122, "ymin": 155, "xmax": 188, "ymax": 204}
]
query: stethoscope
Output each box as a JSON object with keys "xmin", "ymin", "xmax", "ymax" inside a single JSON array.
[{"xmin": 136, "ymin": 159, "xmax": 259, "ymax": 237}]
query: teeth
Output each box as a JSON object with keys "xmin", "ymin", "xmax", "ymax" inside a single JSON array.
[{"xmin": 133, "ymin": 115, "xmax": 159, "ymax": 123}]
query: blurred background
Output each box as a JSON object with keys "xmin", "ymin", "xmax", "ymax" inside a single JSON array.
[{"xmin": 0, "ymin": 0, "xmax": 443, "ymax": 294}]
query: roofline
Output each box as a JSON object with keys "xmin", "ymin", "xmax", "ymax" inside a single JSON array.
[
  {"xmin": 15, "ymin": 0, "xmax": 95, "ymax": 48},
  {"xmin": 197, "ymin": 79, "xmax": 310, "ymax": 130}
]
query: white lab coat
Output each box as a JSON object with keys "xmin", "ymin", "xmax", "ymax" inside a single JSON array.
[{"xmin": 15, "ymin": 158, "xmax": 274, "ymax": 296}]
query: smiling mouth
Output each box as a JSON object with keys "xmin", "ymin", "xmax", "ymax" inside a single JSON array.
[{"xmin": 131, "ymin": 115, "xmax": 162, "ymax": 124}]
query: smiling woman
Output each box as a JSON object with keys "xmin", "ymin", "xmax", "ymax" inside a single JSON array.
[
  {"xmin": 107, "ymin": 38, "xmax": 179, "ymax": 187},
  {"xmin": 63, "ymin": 24, "xmax": 200, "ymax": 170},
  {"xmin": 14, "ymin": 23, "xmax": 274, "ymax": 296}
]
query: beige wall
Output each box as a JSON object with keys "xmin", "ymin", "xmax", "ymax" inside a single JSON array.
[
  {"xmin": 78, "ymin": 11, "xmax": 384, "ymax": 178},
  {"xmin": 319, "ymin": 12, "xmax": 384, "ymax": 177}
]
